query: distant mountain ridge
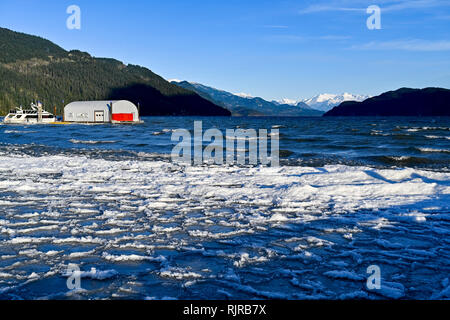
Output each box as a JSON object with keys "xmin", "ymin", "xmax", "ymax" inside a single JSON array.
[
  {"xmin": 302, "ymin": 93, "xmax": 370, "ymax": 112},
  {"xmin": 324, "ymin": 87, "xmax": 450, "ymax": 116},
  {"xmin": 171, "ymin": 80, "xmax": 324, "ymax": 117},
  {"xmin": 0, "ymin": 27, "xmax": 230, "ymax": 116},
  {"xmin": 274, "ymin": 93, "xmax": 369, "ymax": 112}
]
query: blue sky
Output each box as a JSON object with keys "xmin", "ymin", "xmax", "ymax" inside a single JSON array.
[{"xmin": 0, "ymin": 0, "xmax": 449, "ymax": 100}]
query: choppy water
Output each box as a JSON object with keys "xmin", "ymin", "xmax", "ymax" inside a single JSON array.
[
  {"xmin": 1, "ymin": 117, "xmax": 450, "ymax": 169},
  {"xmin": 0, "ymin": 117, "xmax": 449, "ymax": 300}
]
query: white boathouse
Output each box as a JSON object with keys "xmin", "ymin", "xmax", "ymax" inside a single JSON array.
[{"xmin": 64, "ymin": 100, "xmax": 140, "ymax": 123}]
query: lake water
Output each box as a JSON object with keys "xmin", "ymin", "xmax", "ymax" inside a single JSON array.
[{"xmin": 0, "ymin": 117, "xmax": 449, "ymax": 299}]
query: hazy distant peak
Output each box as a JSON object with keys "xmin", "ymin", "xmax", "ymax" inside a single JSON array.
[
  {"xmin": 233, "ymin": 92, "xmax": 254, "ymax": 99},
  {"xmin": 167, "ymin": 79, "xmax": 183, "ymax": 83}
]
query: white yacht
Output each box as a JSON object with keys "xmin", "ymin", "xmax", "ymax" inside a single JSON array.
[{"xmin": 3, "ymin": 102, "xmax": 57, "ymax": 124}]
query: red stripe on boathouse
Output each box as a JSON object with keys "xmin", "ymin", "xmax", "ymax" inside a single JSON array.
[{"xmin": 112, "ymin": 113, "xmax": 133, "ymax": 122}]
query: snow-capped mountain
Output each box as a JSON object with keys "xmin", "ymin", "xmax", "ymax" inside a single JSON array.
[
  {"xmin": 275, "ymin": 98, "xmax": 299, "ymax": 106},
  {"xmin": 275, "ymin": 93, "xmax": 369, "ymax": 112},
  {"xmin": 170, "ymin": 80, "xmax": 324, "ymax": 116},
  {"xmin": 302, "ymin": 93, "xmax": 370, "ymax": 112}
]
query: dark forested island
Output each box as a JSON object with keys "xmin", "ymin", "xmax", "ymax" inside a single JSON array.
[
  {"xmin": 0, "ymin": 27, "xmax": 230, "ymax": 116},
  {"xmin": 324, "ymin": 87, "xmax": 450, "ymax": 117}
]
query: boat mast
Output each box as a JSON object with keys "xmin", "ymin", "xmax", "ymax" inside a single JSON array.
[{"xmin": 37, "ymin": 101, "xmax": 43, "ymax": 123}]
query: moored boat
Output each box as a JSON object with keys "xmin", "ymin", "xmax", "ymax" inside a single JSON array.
[{"xmin": 3, "ymin": 102, "xmax": 57, "ymax": 124}]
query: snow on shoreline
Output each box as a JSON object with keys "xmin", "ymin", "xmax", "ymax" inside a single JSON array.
[{"xmin": 0, "ymin": 154, "xmax": 449, "ymax": 299}]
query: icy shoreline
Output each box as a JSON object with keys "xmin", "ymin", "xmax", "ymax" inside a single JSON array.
[{"xmin": 0, "ymin": 155, "xmax": 449, "ymax": 299}]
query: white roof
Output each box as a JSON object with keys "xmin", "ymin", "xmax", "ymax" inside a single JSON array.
[
  {"xmin": 66, "ymin": 100, "xmax": 122, "ymax": 107},
  {"xmin": 65, "ymin": 100, "xmax": 137, "ymax": 110}
]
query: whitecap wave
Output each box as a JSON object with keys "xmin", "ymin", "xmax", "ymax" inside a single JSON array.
[{"xmin": 69, "ymin": 139, "xmax": 118, "ymax": 145}]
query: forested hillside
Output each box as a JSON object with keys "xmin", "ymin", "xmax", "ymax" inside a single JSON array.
[{"xmin": 0, "ymin": 28, "xmax": 230, "ymax": 116}]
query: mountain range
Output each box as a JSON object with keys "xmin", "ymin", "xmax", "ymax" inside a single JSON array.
[
  {"xmin": 0, "ymin": 27, "xmax": 230, "ymax": 116},
  {"xmin": 300, "ymin": 93, "xmax": 370, "ymax": 112},
  {"xmin": 171, "ymin": 81, "xmax": 326, "ymax": 117},
  {"xmin": 273, "ymin": 93, "xmax": 369, "ymax": 112},
  {"xmin": 171, "ymin": 80, "xmax": 371, "ymax": 116}
]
